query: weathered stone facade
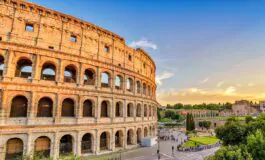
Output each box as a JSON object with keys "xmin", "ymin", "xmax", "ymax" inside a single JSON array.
[{"xmin": 0, "ymin": 0, "xmax": 158, "ymax": 159}]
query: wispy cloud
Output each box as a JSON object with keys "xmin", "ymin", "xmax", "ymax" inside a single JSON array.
[
  {"xmin": 200, "ymin": 77, "xmax": 209, "ymax": 84},
  {"xmin": 129, "ymin": 37, "xmax": 157, "ymax": 50},
  {"xmin": 225, "ymin": 86, "xmax": 236, "ymax": 95},
  {"xmin": 156, "ymin": 71, "xmax": 174, "ymax": 86},
  {"xmin": 217, "ymin": 80, "xmax": 225, "ymax": 87},
  {"xmin": 248, "ymin": 83, "xmax": 255, "ymax": 87}
]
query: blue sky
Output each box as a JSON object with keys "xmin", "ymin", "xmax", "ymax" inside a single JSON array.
[{"xmin": 30, "ymin": 0, "xmax": 265, "ymax": 104}]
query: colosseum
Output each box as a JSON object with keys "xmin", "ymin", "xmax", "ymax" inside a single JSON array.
[{"xmin": 0, "ymin": 0, "xmax": 158, "ymax": 159}]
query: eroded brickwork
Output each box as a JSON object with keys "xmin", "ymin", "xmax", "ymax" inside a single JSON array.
[{"xmin": 0, "ymin": 0, "xmax": 158, "ymax": 159}]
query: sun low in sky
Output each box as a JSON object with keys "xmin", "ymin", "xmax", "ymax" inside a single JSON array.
[{"xmin": 30, "ymin": 0, "xmax": 265, "ymax": 105}]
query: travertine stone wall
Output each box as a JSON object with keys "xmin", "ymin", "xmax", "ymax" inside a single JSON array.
[{"xmin": 0, "ymin": 0, "xmax": 158, "ymax": 159}]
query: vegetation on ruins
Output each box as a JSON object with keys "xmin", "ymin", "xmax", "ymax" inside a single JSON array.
[
  {"xmin": 207, "ymin": 114, "xmax": 265, "ymax": 160},
  {"xmin": 198, "ymin": 121, "xmax": 212, "ymax": 130}
]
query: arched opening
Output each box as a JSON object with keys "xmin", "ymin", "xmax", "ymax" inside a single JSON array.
[
  {"xmin": 115, "ymin": 130, "xmax": 123, "ymax": 148},
  {"xmin": 10, "ymin": 96, "xmax": 28, "ymax": 117},
  {"xmin": 59, "ymin": 135, "xmax": 73, "ymax": 156},
  {"xmin": 83, "ymin": 100, "xmax": 93, "ymax": 117},
  {"xmin": 127, "ymin": 103, "xmax": 134, "ymax": 117},
  {"xmin": 61, "ymin": 98, "xmax": 75, "ymax": 117},
  {"xmin": 81, "ymin": 133, "xmax": 92, "ymax": 154},
  {"xmin": 101, "ymin": 72, "xmax": 110, "ymax": 88},
  {"xmin": 144, "ymin": 105, "xmax": 148, "ymax": 117},
  {"xmin": 144, "ymin": 127, "xmax": 148, "ymax": 137},
  {"xmin": 115, "ymin": 102, "xmax": 123, "ymax": 117},
  {"xmin": 137, "ymin": 128, "xmax": 142, "ymax": 144},
  {"xmin": 34, "ymin": 136, "xmax": 51, "ymax": 158},
  {"xmin": 100, "ymin": 132, "xmax": 110, "ymax": 151},
  {"xmin": 41, "ymin": 63, "xmax": 56, "ymax": 81},
  {"xmin": 143, "ymin": 83, "xmax": 147, "ymax": 95},
  {"xmin": 126, "ymin": 78, "xmax": 133, "ymax": 92},
  {"xmin": 136, "ymin": 104, "xmax": 141, "ymax": 117},
  {"xmin": 127, "ymin": 129, "xmax": 134, "ymax": 145},
  {"xmin": 149, "ymin": 105, "xmax": 152, "ymax": 117},
  {"xmin": 5, "ymin": 138, "xmax": 23, "ymax": 160},
  {"xmin": 84, "ymin": 69, "xmax": 95, "ymax": 85},
  {"xmin": 15, "ymin": 58, "xmax": 32, "ymax": 78},
  {"xmin": 37, "ymin": 97, "xmax": 53, "ymax": 117},
  {"xmin": 115, "ymin": 75, "xmax": 122, "ymax": 90},
  {"xmin": 136, "ymin": 81, "xmax": 141, "ymax": 94},
  {"xmin": 64, "ymin": 65, "xmax": 76, "ymax": 83},
  {"xmin": 0, "ymin": 55, "xmax": 4, "ymax": 76},
  {"xmin": 147, "ymin": 85, "xmax": 151, "ymax": 96},
  {"xmin": 101, "ymin": 101, "xmax": 109, "ymax": 117}
]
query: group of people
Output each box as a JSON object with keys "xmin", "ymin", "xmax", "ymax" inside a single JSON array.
[{"xmin": 178, "ymin": 141, "xmax": 222, "ymax": 152}]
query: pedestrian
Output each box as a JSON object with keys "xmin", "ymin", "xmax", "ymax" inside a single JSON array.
[{"xmin": 172, "ymin": 145, "xmax": 174, "ymax": 155}]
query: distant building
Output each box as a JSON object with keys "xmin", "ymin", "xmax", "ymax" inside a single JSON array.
[
  {"xmin": 260, "ymin": 101, "xmax": 265, "ymax": 113},
  {"xmin": 176, "ymin": 109, "xmax": 219, "ymax": 118},
  {"xmin": 232, "ymin": 100, "xmax": 260, "ymax": 116}
]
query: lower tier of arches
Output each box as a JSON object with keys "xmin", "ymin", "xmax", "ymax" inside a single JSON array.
[{"xmin": 0, "ymin": 124, "xmax": 157, "ymax": 160}]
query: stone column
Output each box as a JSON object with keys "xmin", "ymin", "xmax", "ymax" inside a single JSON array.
[
  {"xmin": 111, "ymin": 128, "xmax": 115, "ymax": 151},
  {"xmin": 76, "ymin": 132, "xmax": 82, "ymax": 156},
  {"xmin": 55, "ymin": 94, "xmax": 61, "ymax": 124},
  {"xmin": 27, "ymin": 92, "xmax": 36, "ymax": 125},
  {"xmin": 32, "ymin": 54, "xmax": 40, "ymax": 83},
  {"xmin": 26, "ymin": 133, "xmax": 33, "ymax": 157},
  {"xmin": 78, "ymin": 62, "xmax": 83, "ymax": 86},
  {"xmin": 123, "ymin": 128, "xmax": 127, "ymax": 149},
  {"xmin": 53, "ymin": 132, "xmax": 59, "ymax": 160},
  {"xmin": 95, "ymin": 129, "xmax": 99, "ymax": 154},
  {"xmin": 124, "ymin": 99, "xmax": 127, "ymax": 122},
  {"xmin": 57, "ymin": 59, "xmax": 63, "ymax": 85},
  {"xmin": 3, "ymin": 49, "xmax": 14, "ymax": 81},
  {"xmin": 95, "ymin": 96, "xmax": 100, "ymax": 123},
  {"xmin": 0, "ymin": 89, "xmax": 7, "ymax": 124}
]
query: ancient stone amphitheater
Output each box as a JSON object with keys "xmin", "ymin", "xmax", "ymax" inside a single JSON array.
[{"xmin": 0, "ymin": 0, "xmax": 158, "ymax": 159}]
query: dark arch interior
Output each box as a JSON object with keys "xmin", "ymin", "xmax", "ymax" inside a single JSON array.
[
  {"xmin": 84, "ymin": 69, "xmax": 95, "ymax": 85},
  {"xmin": 136, "ymin": 104, "xmax": 141, "ymax": 117},
  {"xmin": 0, "ymin": 55, "xmax": 4, "ymax": 76},
  {"xmin": 115, "ymin": 131, "xmax": 122, "ymax": 147},
  {"xmin": 101, "ymin": 101, "xmax": 109, "ymax": 117},
  {"xmin": 61, "ymin": 98, "xmax": 75, "ymax": 117},
  {"xmin": 137, "ymin": 129, "xmax": 142, "ymax": 144},
  {"xmin": 100, "ymin": 132, "xmax": 109, "ymax": 150},
  {"xmin": 41, "ymin": 63, "xmax": 56, "ymax": 81},
  {"xmin": 10, "ymin": 96, "xmax": 28, "ymax": 117},
  {"xmin": 34, "ymin": 136, "xmax": 51, "ymax": 158},
  {"xmin": 37, "ymin": 97, "xmax": 53, "ymax": 117},
  {"xmin": 83, "ymin": 100, "xmax": 93, "ymax": 117},
  {"xmin": 81, "ymin": 133, "xmax": 92, "ymax": 153},
  {"xmin": 127, "ymin": 130, "xmax": 134, "ymax": 145},
  {"xmin": 59, "ymin": 135, "xmax": 73, "ymax": 156},
  {"xmin": 127, "ymin": 103, "xmax": 134, "ymax": 117},
  {"xmin": 15, "ymin": 58, "xmax": 32, "ymax": 78},
  {"xmin": 115, "ymin": 102, "xmax": 122, "ymax": 117}
]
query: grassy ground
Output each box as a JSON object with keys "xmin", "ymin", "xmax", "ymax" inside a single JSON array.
[{"xmin": 182, "ymin": 136, "xmax": 219, "ymax": 147}]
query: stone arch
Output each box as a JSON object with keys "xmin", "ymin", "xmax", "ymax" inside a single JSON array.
[
  {"xmin": 100, "ymin": 131, "xmax": 110, "ymax": 151},
  {"xmin": 101, "ymin": 71, "xmax": 111, "ymax": 88},
  {"xmin": 115, "ymin": 130, "xmax": 124, "ymax": 148},
  {"xmin": 136, "ymin": 104, "xmax": 141, "ymax": 117},
  {"xmin": 126, "ymin": 77, "xmax": 133, "ymax": 92},
  {"xmin": 61, "ymin": 98, "xmax": 75, "ymax": 117},
  {"xmin": 127, "ymin": 129, "xmax": 134, "ymax": 145},
  {"xmin": 10, "ymin": 95, "xmax": 28, "ymax": 117},
  {"xmin": 41, "ymin": 62, "xmax": 56, "ymax": 81},
  {"xmin": 0, "ymin": 55, "xmax": 4, "ymax": 76},
  {"xmin": 147, "ymin": 85, "xmax": 151, "ymax": 96},
  {"xmin": 15, "ymin": 58, "xmax": 32, "ymax": 78},
  {"xmin": 143, "ymin": 83, "xmax": 147, "ymax": 95},
  {"xmin": 81, "ymin": 133, "xmax": 93, "ymax": 154},
  {"xmin": 5, "ymin": 138, "xmax": 24, "ymax": 160},
  {"xmin": 115, "ymin": 75, "xmax": 123, "ymax": 90},
  {"xmin": 101, "ymin": 100, "xmax": 110, "ymax": 117},
  {"xmin": 83, "ymin": 99, "xmax": 94, "ymax": 117},
  {"xmin": 34, "ymin": 136, "xmax": 51, "ymax": 158},
  {"xmin": 144, "ymin": 105, "xmax": 148, "ymax": 117},
  {"xmin": 84, "ymin": 68, "xmax": 95, "ymax": 85},
  {"xmin": 149, "ymin": 105, "xmax": 152, "ymax": 117},
  {"xmin": 127, "ymin": 103, "xmax": 134, "ymax": 117},
  {"xmin": 64, "ymin": 64, "xmax": 77, "ymax": 83},
  {"xmin": 37, "ymin": 97, "xmax": 53, "ymax": 117},
  {"xmin": 59, "ymin": 135, "xmax": 73, "ymax": 156},
  {"xmin": 144, "ymin": 127, "xmax": 148, "ymax": 137},
  {"xmin": 115, "ymin": 101, "xmax": 123, "ymax": 117},
  {"xmin": 136, "ymin": 80, "xmax": 141, "ymax": 94},
  {"xmin": 137, "ymin": 128, "xmax": 142, "ymax": 144}
]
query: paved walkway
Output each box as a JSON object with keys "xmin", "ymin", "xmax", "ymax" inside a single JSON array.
[{"xmin": 122, "ymin": 140, "xmax": 219, "ymax": 160}]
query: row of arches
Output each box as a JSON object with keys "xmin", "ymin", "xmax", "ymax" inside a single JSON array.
[
  {"xmin": 0, "ymin": 56, "xmax": 155, "ymax": 96},
  {"xmin": 4, "ymin": 127, "xmax": 155, "ymax": 159},
  {"xmin": 9, "ymin": 95, "xmax": 157, "ymax": 118}
]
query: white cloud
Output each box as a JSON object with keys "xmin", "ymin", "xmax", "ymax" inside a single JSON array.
[
  {"xmin": 217, "ymin": 80, "xmax": 225, "ymax": 87},
  {"xmin": 156, "ymin": 71, "xmax": 174, "ymax": 86},
  {"xmin": 129, "ymin": 37, "xmax": 157, "ymax": 50},
  {"xmin": 200, "ymin": 77, "xmax": 209, "ymax": 83},
  {"xmin": 225, "ymin": 86, "xmax": 236, "ymax": 95}
]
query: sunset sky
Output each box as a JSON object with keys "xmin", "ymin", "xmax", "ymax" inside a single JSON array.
[{"xmin": 30, "ymin": 0, "xmax": 265, "ymax": 105}]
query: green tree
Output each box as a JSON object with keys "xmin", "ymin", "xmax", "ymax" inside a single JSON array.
[
  {"xmin": 215, "ymin": 121, "xmax": 247, "ymax": 145},
  {"xmin": 186, "ymin": 113, "xmax": 195, "ymax": 131},
  {"xmin": 165, "ymin": 110, "xmax": 175, "ymax": 119},
  {"xmin": 245, "ymin": 116, "xmax": 254, "ymax": 124},
  {"xmin": 246, "ymin": 130, "xmax": 265, "ymax": 160}
]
